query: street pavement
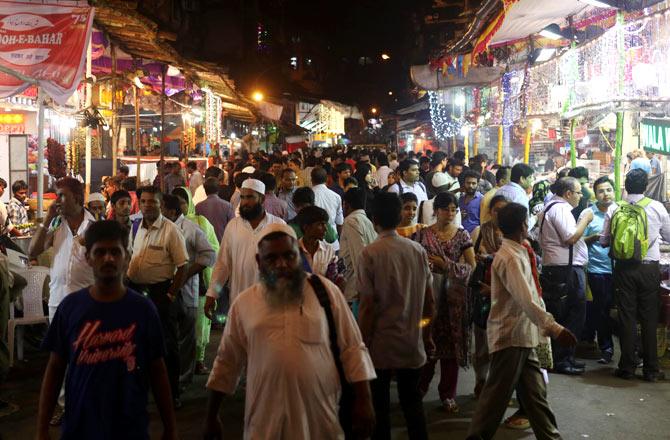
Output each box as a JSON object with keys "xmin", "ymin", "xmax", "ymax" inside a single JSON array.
[{"xmin": 2, "ymin": 330, "xmax": 669, "ymax": 439}]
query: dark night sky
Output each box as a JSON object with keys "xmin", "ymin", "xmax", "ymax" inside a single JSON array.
[{"xmin": 194, "ymin": 0, "xmax": 433, "ymax": 111}]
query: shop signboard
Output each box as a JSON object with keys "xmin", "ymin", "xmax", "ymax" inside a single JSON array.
[
  {"xmin": 641, "ymin": 118, "xmax": 670, "ymax": 156},
  {"xmin": 0, "ymin": 113, "xmax": 24, "ymax": 133},
  {"xmin": 0, "ymin": 1, "xmax": 94, "ymax": 104}
]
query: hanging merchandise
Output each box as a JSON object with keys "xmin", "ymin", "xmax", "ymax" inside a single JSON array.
[{"xmin": 46, "ymin": 137, "xmax": 67, "ymax": 179}]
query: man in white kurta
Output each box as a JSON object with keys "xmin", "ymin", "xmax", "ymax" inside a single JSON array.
[
  {"xmin": 205, "ymin": 179, "xmax": 285, "ymax": 310},
  {"xmin": 205, "ymin": 224, "xmax": 376, "ymax": 439}
]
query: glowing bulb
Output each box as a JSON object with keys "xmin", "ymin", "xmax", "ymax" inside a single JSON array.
[
  {"xmin": 252, "ymin": 91, "xmax": 264, "ymax": 102},
  {"xmin": 166, "ymin": 65, "xmax": 181, "ymax": 76},
  {"xmin": 371, "ymin": 107, "xmax": 378, "ymax": 114},
  {"xmin": 381, "ymin": 53, "xmax": 390, "ymax": 60}
]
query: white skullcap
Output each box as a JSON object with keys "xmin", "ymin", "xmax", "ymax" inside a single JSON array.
[
  {"xmin": 88, "ymin": 192, "xmax": 106, "ymax": 204},
  {"xmin": 431, "ymin": 172, "xmax": 450, "ymax": 188},
  {"xmin": 256, "ymin": 223, "xmax": 297, "ymax": 247},
  {"xmin": 242, "ymin": 166, "xmax": 256, "ymax": 174},
  {"xmin": 241, "ymin": 178, "xmax": 266, "ymax": 195}
]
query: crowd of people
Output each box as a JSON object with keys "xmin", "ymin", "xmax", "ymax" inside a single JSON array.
[{"xmin": 1, "ymin": 144, "xmax": 666, "ymax": 439}]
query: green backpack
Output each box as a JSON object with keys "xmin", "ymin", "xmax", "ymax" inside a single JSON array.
[{"xmin": 609, "ymin": 197, "xmax": 652, "ymax": 262}]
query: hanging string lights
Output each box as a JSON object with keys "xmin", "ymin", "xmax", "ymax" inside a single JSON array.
[
  {"xmin": 428, "ymin": 90, "xmax": 463, "ymax": 140},
  {"xmin": 203, "ymin": 87, "xmax": 222, "ymax": 144}
]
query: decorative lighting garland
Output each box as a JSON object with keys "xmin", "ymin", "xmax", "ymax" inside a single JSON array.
[
  {"xmin": 204, "ymin": 88, "xmax": 222, "ymax": 144},
  {"xmin": 431, "ymin": 9, "xmax": 670, "ymax": 138},
  {"xmin": 428, "ymin": 90, "xmax": 463, "ymax": 140},
  {"xmin": 522, "ymin": 8, "xmax": 670, "ymax": 117}
]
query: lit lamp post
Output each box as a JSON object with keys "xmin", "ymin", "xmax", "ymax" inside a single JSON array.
[{"xmin": 252, "ymin": 91, "xmax": 270, "ymax": 151}]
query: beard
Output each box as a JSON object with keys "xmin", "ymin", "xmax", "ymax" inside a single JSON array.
[
  {"xmin": 260, "ymin": 265, "xmax": 306, "ymax": 308},
  {"xmin": 240, "ymin": 202, "xmax": 264, "ymax": 220}
]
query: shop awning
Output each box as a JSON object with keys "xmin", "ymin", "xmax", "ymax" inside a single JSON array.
[
  {"xmin": 410, "ymin": 64, "xmax": 504, "ymax": 90},
  {"xmin": 488, "ymin": 0, "xmax": 591, "ymax": 47}
]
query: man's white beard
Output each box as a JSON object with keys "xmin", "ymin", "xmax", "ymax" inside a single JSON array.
[{"xmin": 261, "ymin": 269, "xmax": 306, "ymax": 309}]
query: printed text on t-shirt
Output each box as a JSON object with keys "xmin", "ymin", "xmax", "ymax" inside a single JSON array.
[{"xmin": 72, "ymin": 320, "xmax": 138, "ymax": 371}]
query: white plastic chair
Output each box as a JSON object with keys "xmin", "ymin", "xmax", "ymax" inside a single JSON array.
[{"xmin": 8, "ymin": 266, "xmax": 50, "ymax": 367}]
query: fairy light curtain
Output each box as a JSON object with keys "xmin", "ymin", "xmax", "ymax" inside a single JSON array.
[
  {"xmin": 428, "ymin": 89, "xmax": 473, "ymax": 140},
  {"xmin": 526, "ymin": 9, "xmax": 670, "ymax": 116}
]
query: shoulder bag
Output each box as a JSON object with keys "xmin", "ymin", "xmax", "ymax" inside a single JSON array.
[{"xmin": 308, "ymin": 274, "xmax": 356, "ymax": 439}]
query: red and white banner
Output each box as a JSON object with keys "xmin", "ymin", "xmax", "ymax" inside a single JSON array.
[{"xmin": 0, "ymin": 1, "xmax": 94, "ymax": 104}]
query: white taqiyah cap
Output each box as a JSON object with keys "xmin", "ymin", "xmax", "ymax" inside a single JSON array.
[
  {"xmin": 241, "ymin": 178, "xmax": 266, "ymax": 195},
  {"xmin": 256, "ymin": 223, "xmax": 297, "ymax": 247},
  {"xmin": 431, "ymin": 172, "xmax": 450, "ymax": 188},
  {"xmin": 242, "ymin": 166, "xmax": 256, "ymax": 174},
  {"xmin": 88, "ymin": 192, "xmax": 106, "ymax": 204}
]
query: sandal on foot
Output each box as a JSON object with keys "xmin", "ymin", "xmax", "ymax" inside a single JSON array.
[
  {"xmin": 443, "ymin": 398, "xmax": 459, "ymax": 413},
  {"xmin": 504, "ymin": 415, "xmax": 530, "ymax": 430}
]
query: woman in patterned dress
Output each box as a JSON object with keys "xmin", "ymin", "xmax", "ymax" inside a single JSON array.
[{"xmin": 415, "ymin": 192, "xmax": 475, "ymax": 413}]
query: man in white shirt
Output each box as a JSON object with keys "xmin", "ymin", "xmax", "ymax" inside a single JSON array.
[
  {"xmin": 538, "ymin": 177, "xmax": 593, "ymax": 375},
  {"xmin": 204, "ymin": 224, "xmax": 376, "ymax": 440},
  {"xmin": 375, "ymin": 151, "xmax": 392, "ymax": 190},
  {"xmin": 29, "ymin": 178, "xmax": 96, "ymax": 322},
  {"xmin": 600, "ymin": 170, "xmax": 670, "ymax": 382},
  {"xmin": 496, "ymin": 163, "xmax": 535, "ymax": 209},
  {"xmin": 161, "ymin": 194, "xmax": 216, "ymax": 384},
  {"xmin": 127, "ymin": 186, "xmax": 190, "ymax": 405},
  {"xmin": 340, "ymin": 188, "xmax": 377, "ymax": 302},
  {"xmin": 204, "ymin": 179, "xmax": 285, "ymax": 319},
  {"xmin": 28, "ymin": 178, "xmax": 97, "ymax": 424},
  {"xmin": 311, "ymin": 167, "xmax": 344, "ymax": 240},
  {"xmin": 192, "ymin": 166, "xmax": 224, "ymax": 206},
  {"xmin": 467, "ymin": 202, "xmax": 577, "ymax": 440},
  {"xmin": 387, "ymin": 159, "xmax": 428, "ymax": 204},
  {"xmin": 417, "ymin": 173, "xmax": 462, "ymax": 227},
  {"xmin": 187, "ymin": 161, "xmax": 204, "ymax": 195},
  {"xmin": 296, "ymin": 205, "xmax": 337, "ymax": 276}
]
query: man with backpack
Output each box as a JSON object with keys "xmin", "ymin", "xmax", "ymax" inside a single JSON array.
[
  {"xmin": 600, "ymin": 169, "xmax": 670, "ymax": 382},
  {"xmin": 387, "ymin": 159, "xmax": 428, "ymax": 205}
]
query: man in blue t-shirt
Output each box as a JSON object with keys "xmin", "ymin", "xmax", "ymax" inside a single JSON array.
[
  {"xmin": 580, "ymin": 176, "xmax": 616, "ymax": 364},
  {"xmin": 36, "ymin": 221, "xmax": 177, "ymax": 440}
]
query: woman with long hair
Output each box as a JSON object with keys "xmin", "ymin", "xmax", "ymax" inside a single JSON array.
[
  {"xmin": 353, "ymin": 161, "xmax": 377, "ymax": 219},
  {"xmin": 415, "ymin": 192, "xmax": 475, "ymax": 413},
  {"xmin": 469, "ymin": 195, "xmax": 507, "ymax": 397}
]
